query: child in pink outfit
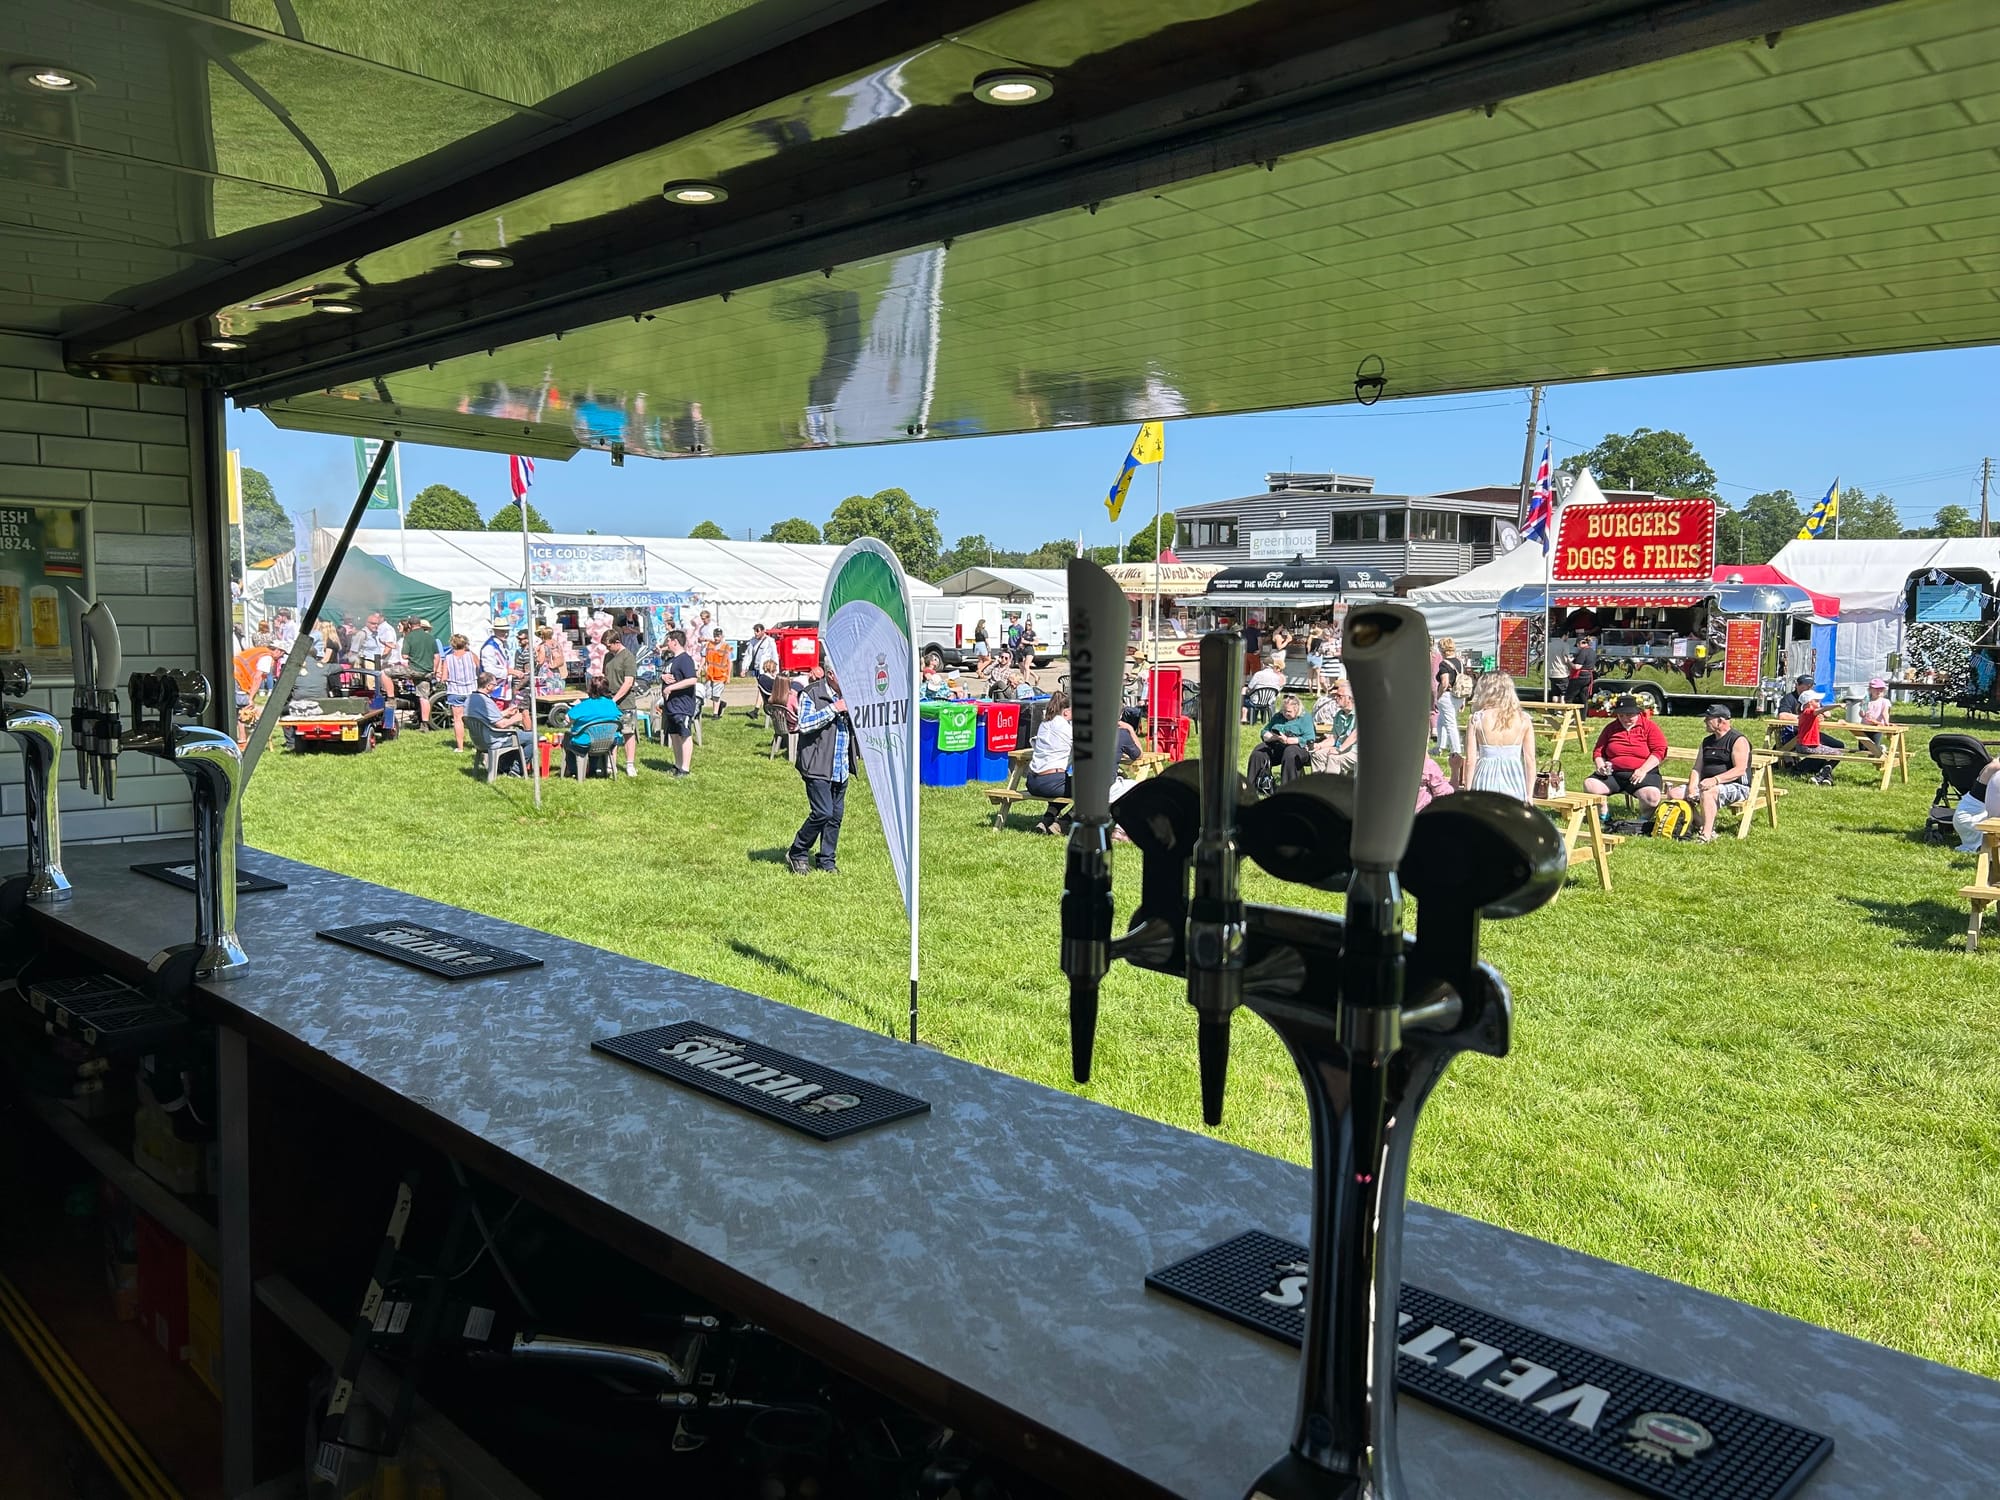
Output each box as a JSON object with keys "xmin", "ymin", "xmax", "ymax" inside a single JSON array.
[
  {"xmin": 1415, "ymin": 757, "xmax": 1456, "ymax": 813},
  {"xmin": 1858, "ymin": 677, "xmax": 1892, "ymax": 752}
]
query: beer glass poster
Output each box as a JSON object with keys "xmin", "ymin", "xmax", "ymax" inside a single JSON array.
[{"xmin": 0, "ymin": 505, "xmax": 88, "ymax": 681}]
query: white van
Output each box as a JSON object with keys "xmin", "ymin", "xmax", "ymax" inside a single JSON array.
[{"xmin": 914, "ymin": 597, "xmax": 1067, "ymax": 669}]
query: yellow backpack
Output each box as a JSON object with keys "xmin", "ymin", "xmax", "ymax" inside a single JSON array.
[{"xmin": 1651, "ymin": 798, "xmax": 1696, "ymax": 840}]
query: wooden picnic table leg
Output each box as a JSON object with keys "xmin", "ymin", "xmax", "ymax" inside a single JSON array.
[
  {"xmin": 1971, "ymin": 898, "xmax": 1986, "ymax": 953},
  {"xmin": 1761, "ymin": 764, "xmax": 1779, "ymax": 830}
]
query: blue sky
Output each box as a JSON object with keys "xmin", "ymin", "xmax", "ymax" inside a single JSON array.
[{"xmin": 228, "ymin": 344, "xmax": 1999, "ymax": 547}]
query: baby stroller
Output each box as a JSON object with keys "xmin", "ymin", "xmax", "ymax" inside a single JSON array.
[{"xmin": 1925, "ymin": 733, "xmax": 1992, "ymax": 844}]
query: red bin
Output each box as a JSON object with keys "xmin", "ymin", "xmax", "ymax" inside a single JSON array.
[{"xmin": 770, "ymin": 626, "xmax": 821, "ymax": 673}]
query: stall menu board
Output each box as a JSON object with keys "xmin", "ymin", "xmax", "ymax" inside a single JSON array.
[
  {"xmin": 1723, "ymin": 619, "xmax": 1763, "ymax": 689},
  {"xmin": 489, "ymin": 590, "xmax": 529, "ymax": 631},
  {"xmin": 1498, "ymin": 615, "xmax": 1533, "ymax": 677},
  {"xmin": 0, "ymin": 505, "xmax": 88, "ymax": 682},
  {"xmin": 1555, "ymin": 501, "xmax": 1716, "ymax": 584},
  {"xmin": 935, "ymin": 703, "xmax": 977, "ymax": 753},
  {"xmin": 1915, "ymin": 583, "xmax": 1982, "ymax": 623}
]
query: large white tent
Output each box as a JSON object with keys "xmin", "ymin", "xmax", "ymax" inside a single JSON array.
[
  {"xmin": 1405, "ymin": 469, "xmax": 1612, "ymax": 657},
  {"xmin": 1769, "ymin": 537, "xmax": 2000, "ymax": 686},
  {"xmin": 318, "ymin": 529, "xmax": 937, "ymax": 642},
  {"xmin": 933, "ymin": 566, "xmax": 1070, "ymax": 600}
]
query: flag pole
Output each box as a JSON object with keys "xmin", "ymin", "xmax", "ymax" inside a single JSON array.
[
  {"xmin": 517, "ymin": 470, "xmax": 542, "ymax": 809},
  {"xmin": 1151, "ymin": 447, "xmax": 1163, "ymax": 746},
  {"xmin": 395, "ymin": 445, "xmax": 409, "ymax": 575}
]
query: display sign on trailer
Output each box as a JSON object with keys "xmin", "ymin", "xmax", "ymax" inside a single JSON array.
[
  {"xmin": 592, "ymin": 1021, "xmax": 930, "ymax": 1140},
  {"xmin": 1148, "ymin": 1230, "xmax": 1832, "ymax": 1500},
  {"xmin": 1723, "ymin": 619, "xmax": 1763, "ymax": 689},
  {"xmin": 527, "ymin": 541, "xmax": 648, "ymax": 587},
  {"xmin": 1498, "ymin": 615, "xmax": 1533, "ymax": 677},
  {"xmin": 1554, "ymin": 500, "xmax": 1716, "ymax": 584}
]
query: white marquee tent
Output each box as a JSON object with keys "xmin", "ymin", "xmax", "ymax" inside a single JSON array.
[
  {"xmin": 1769, "ymin": 537, "xmax": 2000, "ymax": 685},
  {"xmin": 318, "ymin": 529, "xmax": 938, "ymax": 642}
]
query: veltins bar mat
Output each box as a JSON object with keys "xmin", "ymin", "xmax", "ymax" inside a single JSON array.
[
  {"xmin": 592, "ymin": 1021, "xmax": 930, "ymax": 1141},
  {"xmin": 132, "ymin": 860, "xmax": 288, "ymax": 893},
  {"xmin": 316, "ymin": 921, "xmax": 543, "ymax": 980},
  {"xmin": 1147, "ymin": 1231, "xmax": 1831, "ymax": 1500}
]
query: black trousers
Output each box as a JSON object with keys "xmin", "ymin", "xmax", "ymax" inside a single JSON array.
[
  {"xmin": 790, "ymin": 776, "xmax": 846, "ymax": 867},
  {"xmin": 1247, "ymin": 741, "xmax": 1311, "ymax": 790}
]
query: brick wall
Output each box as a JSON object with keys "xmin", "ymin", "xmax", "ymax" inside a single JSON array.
[{"xmin": 0, "ymin": 331, "xmax": 210, "ymax": 847}]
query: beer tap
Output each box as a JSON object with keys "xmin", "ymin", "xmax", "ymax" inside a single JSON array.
[
  {"xmin": 1, "ymin": 660, "xmax": 70, "ymax": 906},
  {"xmin": 65, "ymin": 590, "xmax": 121, "ymax": 799},
  {"xmin": 1059, "ymin": 563, "xmax": 1564, "ymax": 1500},
  {"xmin": 126, "ymin": 668, "xmax": 249, "ymax": 982}
]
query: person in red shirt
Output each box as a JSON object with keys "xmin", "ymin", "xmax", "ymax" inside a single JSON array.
[
  {"xmin": 1583, "ymin": 694, "xmax": 1668, "ymax": 812},
  {"xmin": 1786, "ymin": 688, "xmax": 1841, "ymax": 784}
]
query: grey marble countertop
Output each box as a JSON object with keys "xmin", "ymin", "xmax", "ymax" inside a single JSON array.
[{"xmin": 28, "ymin": 841, "xmax": 2000, "ymax": 1498}]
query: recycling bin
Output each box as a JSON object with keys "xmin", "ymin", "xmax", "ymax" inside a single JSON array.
[{"xmin": 973, "ymin": 700, "xmax": 1021, "ymax": 781}]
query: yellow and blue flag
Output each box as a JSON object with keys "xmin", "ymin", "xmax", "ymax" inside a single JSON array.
[
  {"xmin": 1797, "ymin": 479, "xmax": 1839, "ymax": 540},
  {"xmin": 1104, "ymin": 421, "xmax": 1164, "ymax": 523}
]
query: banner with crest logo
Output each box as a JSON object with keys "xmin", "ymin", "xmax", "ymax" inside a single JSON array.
[{"xmin": 819, "ymin": 538, "xmax": 921, "ymax": 1038}]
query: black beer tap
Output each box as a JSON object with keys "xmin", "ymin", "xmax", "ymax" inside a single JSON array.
[
  {"xmin": 126, "ymin": 668, "xmax": 249, "ymax": 983},
  {"xmin": 1058, "ymin": 563, "xmax": 1564, "ymax": 1500}
]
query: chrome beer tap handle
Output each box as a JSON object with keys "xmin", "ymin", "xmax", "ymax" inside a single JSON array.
[
  {"xmin": 2, "ymin": 662, "xmax": 70, "ymax": 904},
  {"xmin": 164, "ymin": 721, "xmax": 248, "ymax": 979}
]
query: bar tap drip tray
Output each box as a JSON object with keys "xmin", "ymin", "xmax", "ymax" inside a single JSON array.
[
  {"xmin": 132, "ymin": 861, "xmax": 288, "ymax": 894},
  {"xmin": 1148, "ymin": 1231, "xmax": 1832, "ymax": 1500}
]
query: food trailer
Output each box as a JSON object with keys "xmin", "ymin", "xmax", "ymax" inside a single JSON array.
[
  {"xmin": 1184, "ymin": 559, "xmax": 1395, "ymax": 672},
  {"xmin": 1100, "ymin": 561, "xmax": 1220, "ymax": 665},
  {"xmin": 1494, "ymin": 498, "xmax": 1826, "ymax": 715}
]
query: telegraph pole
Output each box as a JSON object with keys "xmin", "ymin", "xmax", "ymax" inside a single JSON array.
[
  {"xmin": 1517, "ymin": 384, "xmax": 1544, "ymax": 523},
  {"xmin": 1981, "ymin": 456, "xmax": 1992, "ymax": 538}
]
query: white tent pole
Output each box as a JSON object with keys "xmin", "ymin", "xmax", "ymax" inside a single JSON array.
[{"xmin": 520, "ymin": 483, "xmax": 542, "ymax": 808}]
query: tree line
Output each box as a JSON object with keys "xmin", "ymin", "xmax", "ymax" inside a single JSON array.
[
  {"xmin": 1561, "ymin": 427, "xmax": 1978, "ymax": 565},
  {"xmin": 244, "ymin": 427, "xmax": 1961, "ymax": 586}
]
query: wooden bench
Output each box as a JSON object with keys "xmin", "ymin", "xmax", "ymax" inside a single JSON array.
[
  {"xmin": 1764, "ymin": 719, "xmax": 1908, "ymax": 790},
  {"xmin": 1960, "ymin": 817, "xmax": 2000, "ymax": 951},
  {"xmin": 987, "ymin": 748, "xmax": 1071, "ymax": 830},
  {"xmin": 1518, "ymin": 700, "xmax": 1592, "ymax": 764},
  {"xmin": 1649, "ymin": 746, "xmax": 1783, "ymax": 839},
  {"xmin": 1533, "ymin": 791, "xmax": 1621, "ymax": 892}
]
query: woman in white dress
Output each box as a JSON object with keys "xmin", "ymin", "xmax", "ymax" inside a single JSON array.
[{"xmin": 1465, "ymin": 670, "xmax": 1536, "ymax": 804}]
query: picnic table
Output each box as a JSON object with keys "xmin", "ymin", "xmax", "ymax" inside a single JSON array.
[
  {"xmin": 1532, "ymin": 790, "xmax": 1619, "ymax": 891},
  {"xmin": 1517, "ymin": 700, "xmax": 1591, "ymax": 764},
  {"xmin": 1764, "ymin": 717, "xmax": 1909, "ymax": 791},
  {"xmin": 1960, "ymin": 816, "xmax": 2000, "ymax": 951},
  {"xmin": 1654, "ymin": 746, "xmax": 1784, "ymax": 839}
]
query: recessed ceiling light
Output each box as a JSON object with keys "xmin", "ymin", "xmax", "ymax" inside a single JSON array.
[
  {"xmin": 456, "ymin": 249, "xmax": 513, "ymax": 269},
  {"xmin": 661, "ymin": 180, "xmax": 728, "ymax": 206},
  {"xmin": 11, "ymin": 64, "xmax": 94, "ymax": 94},
  {"xmin": 312, "ymin": 298, "xmax": 361, "ymax": 315},
  {"xmin": 204, "ymin": 337, "xmax": 246, "ymax": 352},
  {"xmin": 972, "ymin": 70, "xmax": 1053, "ymax": 106}
]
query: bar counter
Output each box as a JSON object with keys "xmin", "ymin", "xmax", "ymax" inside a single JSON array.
[{"xmin": 26, "ymin": 840, "xmax": 2000, "ymax": 1498}]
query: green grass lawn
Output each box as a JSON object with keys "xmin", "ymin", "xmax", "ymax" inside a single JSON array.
[{"xmin": 243, "ymin": 706, "xmax": 2000, "ymax": 1378}]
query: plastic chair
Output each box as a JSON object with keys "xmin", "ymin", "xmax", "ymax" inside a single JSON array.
[
  {"xmin": 563, "ymin": 723, "xmax": 624, "ymax": 780},
  {"xmin": 466, "ymin": 716, "xmax": 523, "ymax": 783}
]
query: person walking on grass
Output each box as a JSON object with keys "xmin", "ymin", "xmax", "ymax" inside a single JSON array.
[
  {"xmin": 602, "ymin": 628, "xmax": 640, "ymax": 778},
  {"xmin": 788, "ymin": 655, "xmax": 850, "ymax": 873},
  {"xmin": 1464, "ymin": 670, "xmax": 1535, "ymax": 804},
  {"xmin": 442, "ymin": 633, "xmax": 479, "ymax": 750},
  {"xmin": 702, "ymin": 629, "xmax": 732, "ymax": 720},
  {"xmin": 660, "ymin": 630, "xmax": 700, "ymax": 778}
]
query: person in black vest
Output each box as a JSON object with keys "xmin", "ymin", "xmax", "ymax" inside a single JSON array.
[
  {"xmin": 788, "ymin": 655, "xmax": 850, "ymax": 875},
  {"xmin": 1681, "ymin": 703, "xmax": 1751, "ymax": 843},
  {"xmin": 1566, "ymin": 632, "xmax": 1597, "ymax": 705}
]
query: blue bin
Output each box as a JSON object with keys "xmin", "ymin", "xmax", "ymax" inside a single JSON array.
[
  {"xmin": 920, "ymin": 716, "xmax": 942, "ymax": 785},
  {"xmin": 927, "ymin": 715, "xmax": 971, "ymax": 787}
]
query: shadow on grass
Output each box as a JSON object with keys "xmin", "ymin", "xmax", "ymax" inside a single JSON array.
[
  {"xmin": 1846, "ymin": 895, "xmax": 1974, "ymax": 949},
  {"xmin": 726, "ymin": 938, "xmax": 859, "ymax": 1010},
  {"xmin": 747, "ymin": 847, "xmax": 796, "ymax": 865},
  {"xmin": 1836, "ymin": 822, "xmax": 1945, "ymax": 847}
]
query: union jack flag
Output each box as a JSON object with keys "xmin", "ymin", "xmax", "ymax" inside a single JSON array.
[
  {"xmin": 1522, "ymin": 439, "xmax": 1554, "ymax": 553},
  {"xmin": 508, "ymin": 453, "xmax": 535, "ymax": 503}
]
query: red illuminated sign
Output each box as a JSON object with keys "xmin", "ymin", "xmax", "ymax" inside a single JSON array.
[
  {"xmin": 1723, "ymin": 619, "xmax": 1763, "ymax": 688},
  {"xmin": 1497, "ymin": 615, "xmax": 1532, "ymax": 677},
  {"xmin": 1554, "ymin": 500, "xmax": 1716, "ymax": 584}
]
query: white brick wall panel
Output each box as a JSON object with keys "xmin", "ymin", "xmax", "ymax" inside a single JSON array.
[
  {"xmin": 92, "ymin": 471, "xmax": 191, "ymax": 504},
  {"xmin": 145, "ymin": 566, "xmax": 194, "ymax": 595},
  {"xmin": 88, "ymin": 408, "xmax": 187, "ymax": 445},
  {"xmin": 96, "ymin": 532, "xmax": 192, "ymax": 566},
  {"xmin": 141, "ymin": 444, "xmax": 190, "ymax": 475},
  {"xmin": 144, "ymin": 505, "xmax": 192, "ymax": 534},
  {"xmin": 0, "ymin": 369, "xmax": 35, "ymax": 399},
  {"xmin": 34, "ymin": 371, "xmax": 137, "ymax": 409},
  {"xmin": 148, "ymin": 625, "xmax": 197, "ymax": 655},
  {"xmin": 43, "ymin": 435, "xmax": 143, "ymax": 472},
  {"xmin": 94, "ymin": 565, "xmax": 147, "ymax": 593},
  {"xmin": 97, "ymin": 594, "xmax": 192, "ymax": 626},
  {"xmin": 0, "ymin": 463, "xmax": 90, "ymax": 499},
  {"xmin": 0, "ymin": 335, "xmax": 60, "ymax": 370},
  {"xmin": 153, "ymin": 804, "xmax": 195, "ymax": 835},
  {"xmin": 137, "ymin": 387, "xmax": 187, "ymax": 415},
  {"xmin": 60, "ymin": 805, "xmax": 163, "ymax": 841},
  {"xmin": 0, "ymin": 398, "xmax": 86, "ymax": 435},
  {"xmin": 89, "ymin": 501, "xmax": 146, "ymax": 533},
  {"xmin": 0, "ymin": 434, "xmax": 35, "ymax": 465}
]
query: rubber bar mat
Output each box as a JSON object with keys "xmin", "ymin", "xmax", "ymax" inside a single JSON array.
[
  {"xmin": 1148, "ymin": 1230, "xmax": 1831, "ymax": 1500},
  {"xmin": 592, "ymin": 1021, "xmax": 930, "ymax": 1140}
]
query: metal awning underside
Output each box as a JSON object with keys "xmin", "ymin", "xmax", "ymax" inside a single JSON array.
[
  {"xmin": 17, "ymin": 0, "xmax": 1999, "ymax": 464},
  {"xmin": 1499, "ymin": 582, "xmax": 1816, "ymax": 613},
  {"xmin": 251, "ymin": 0, "xmax": 2000, "ymax": 459}
]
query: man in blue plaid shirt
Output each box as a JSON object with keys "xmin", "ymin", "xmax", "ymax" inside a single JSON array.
[{"xmin": 788, "ymin": 654, "xmax": 850, "ymax": 874}]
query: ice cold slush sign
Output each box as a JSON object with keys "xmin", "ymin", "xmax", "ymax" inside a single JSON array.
[{"xmin": 1555, "ymin": 501, "xmax": 1716, "ymax": 584}]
